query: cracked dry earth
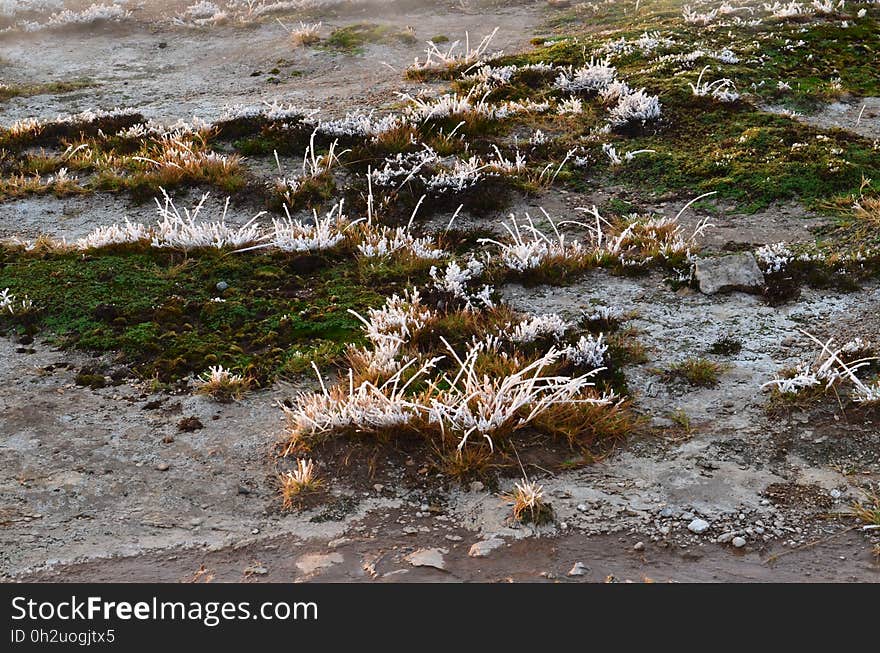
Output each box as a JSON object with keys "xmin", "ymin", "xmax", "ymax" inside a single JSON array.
[{"xmin": 2, "ymin": 1, "xmax": 879, "ymax": 583}]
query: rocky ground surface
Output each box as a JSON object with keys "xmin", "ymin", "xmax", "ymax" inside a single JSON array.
[{"xmin": 1, "ymin": 1, "xmax": 878, "ymax": 582}]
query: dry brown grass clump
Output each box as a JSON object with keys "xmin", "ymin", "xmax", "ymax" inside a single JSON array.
[{"xmin": 503, "ymin": 478, "xmax": 553, "ymax": 524}]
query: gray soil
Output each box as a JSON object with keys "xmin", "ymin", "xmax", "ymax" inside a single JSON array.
[{"xmin": 1, "ymin": 1, "xmax": 879, "ymax": 583}]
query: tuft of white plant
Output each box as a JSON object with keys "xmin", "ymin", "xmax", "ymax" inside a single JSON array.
[
  {"xmin": 557, "ymin": 96, "xmax": 584, "ymax": 115},
  {"xmin": 283, "ymin": 359, "xmax": 435, "ymax": 441},
  {"xmin": 810, "ymin": 0, "xmax": 843, "ymax": 13},
  {"xmin": 402, "ymin": 91, "xmax": 484, "ymax": 122},
  {"xmin": 689, "ymin": 66, "xmax": 740, "ymax": 102},
  {"xmin": 487, "ymin": 145, "xmax": 527, "ymax": 174},
  {"xmin": 317, "ymin": 110, "xmax": 401, "ymax": 140},
  {"xmin": 369, "ymin": 146, "xmax": 439, "ymax": 188},
  {"xmin": 429, "ymin": 258, "xmax": 495, "ymax": 311},
  {"xmin": 841, "ymin": 337, "xmax": 872, "ymax": 355},
  {"xmin": 133, "ymin": 135, "xmax": 237, "ymax": 175},
  {"xmin": 282, "ymin": 458, "xmax": 317, "ymax": 487},
  {"xmin": 199, "ymin": 365, "xmax": 244, "ymax": 386},
  {"xmin": 2, "ymin": 107, "xmax": 139, "ymax": 138},
  {"xmin": 0, "ymin": 1, "xmax": 63, "ymax": 16},
  {"xmin": 599, "ymin": 80, "xmax": 632, "ymax": 104},
  {"xmin": 505, "ymin": 313, "xmax": 570, "ymax": 344},
  {"xmin": 755, "ymin": 242, "xmax": 794, "ymax": 273},
  {"xmin": 424, "ymin": 156, "xmax": 487, "ymax": 194},
  {"xmin": 422, "ymin": 339, "xmax": 613, "ymax": 451},
  {"xmin": 682, "ymin": 5, "xmax": 718, "ymax": 24},
  {"xmin": 763, "ymin": 330, "xmax": 877, "ymax": 398},
  {"xmin": 554, "ymin": 58, "xmax": 617, "ymax": 94},
  {"xmin": 357, "ymin": 223, "xmax": 446, "ymax": 261},
  {"xmin": 351, "ymin": 288, "xmax": 436, "ymax": 345},
  {"xmin": 400, "ymin": 90, "xmax": 548, "ymax": 124},
  {"xmin": 152, "ymin": 190, "xmax": 264, "ymax": 250},
  {"xmin": 0, "ymin": 287, "xmax": 32, "ymax": 315},
  {"xmin": 261, "ymin": 203, "xmax": 347, "ymax": 253},
  {"xmin": 530, "ymin": 129, "xmax": 549, "ymax": 146},
  {"xmin": 564, "ymin": 334, "xmax": 608, "ymax": 369},
  {"xmin": 602, "ymin": 143, "xmax": 655, "ymax": 165},
  {"xmin": 408, "ymin": 27, "xmax": 500, "ymax": 74},
  {"xmin": 479, "ymin": 212, "xmax": 588, "ymax": 273},
  {"xmin": 288, "ymin": 21, "xmax": 321, "ymax": 46},
  {"xmin": 218, "ymin": 99, "xmax": 317, "ymax": 125},
  {"xmin": 508, "ymin": 478, "xmax": 546, "ymax": 521},
  {"xmin": 46, "ymin": 3, "xmax": 130, "ymax": 27},
  {"xmin": 607, "ymin": 87, "xmax": 662, "ymax": 127},
  {"xmin": 75, "ymin": 219, "xmax": 151, "ymax": 250},
  {"xmin": 764, "ymin": 1, "xmax": 805, "ymax": 18}
]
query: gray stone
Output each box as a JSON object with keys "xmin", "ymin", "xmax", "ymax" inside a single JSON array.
[
  {"xmin": 633, "ymin": 541, "xmax": 645, "ymax": 551},
  {"xmin": 468, "ymin": 538, "xmax": 505, "ymax": 557},
  {"xmin": 694, "ymin": 253, "xmax": 764, "ymax": 295},
  {"xmin": 215, "ymin": 281, "xmax": 228, "ymax": 291},
  {"xmin": 568, "ymin": 562, "xmax": 589, "ymax": 576},
  {"xmin": 732, "ymin": 536, "xmax": 747, "ymax": 548},
  {"xmin": 688, "ymin": 518, "xmax": 711, "ymax": 534},
  {"xmin": 406, "ymin": 548, "xmax": 447, "ymax": 571}
]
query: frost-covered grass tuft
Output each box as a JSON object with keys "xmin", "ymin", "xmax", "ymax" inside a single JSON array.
[
  {"xmin": 504, "ymin": 313, "xmax": 570, "ymax": 344},
  {"xmin": 152, "ymin": 190, "xmax": 264, "ymax": 250},
  {"xmin": 763, "ymin": 330, "xmax": 878, "ymax": 403},
  {"xmin": 688, "ymin": 66, "xmax": 740, "ymax": 102},
  {"xmin": 504, "ymin": 478, "xmax": 552, "ymax": 524},
  {"xmin": 195, "ymin": 365, "xmax": 252, "ymax": 402},
  {"xmin": 406, "ymin": 28, "xmax": 500, "ymax": 78},
  {"xmin": 262, "ymin": 202, "xmax": 348, "ymax": 253},
  {"xmin": 279, "ymin": 459, "xmax": 322, "ymax": 508},
  {"xmin": 0, "ymin": 288, "xmax": 35, "ymax": 316},
  {"xmin": 287, "ymin": 21, "xmax": 321, "ymax": 47}
]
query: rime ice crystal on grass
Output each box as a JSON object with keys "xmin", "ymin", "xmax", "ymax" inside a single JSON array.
[
  {"xmin": 423, "ymin": 341, "xmax": 611, "ymax": 451},
  {"xmin": 357, "ymin": 224, "xmax": 446, "ymax": 261},
  {"xmin": 264, "ymin": 203, "xmax": 347, "ymax": 253},
  {"xmin": 0, "ymin": 287, "xmax": 31, "ymax": 316},
  {"xmin": 505, "ymin": 313, "xmax": 570, "ymax": 344},
  {"xmin": 689, "ymin": 66, "xmax": 740, "ymax": 102},
  {"xmin": 196, "ymin": 365, "xmax": 250, "ymax": 401},
  {"xmin": 755, "ymin": 242, "xmax": 794, "ymax": 273},
  {"xmin": 764, "ymin": 331, "xmax": 878, "ymax": 400},
  {"xmin": 152, "ymin": 190, "xmax": 264, "ymax": 250},
  {"xmin": 352, "ymin": 288, "xmax": 436, "ymax": 344},
  {"xmin": 283, "ymin": 361, "xmax": 433, "ymax": 443},
  {"xmin": 317, "ymin": 111, "xmax": 401, "ymax": 140},
  {"xmin": 75, "ymin": 219, "xmax": 151, "ymax": 250},
  {"xmin": 564, "ymin": 334, "xmax": 609, "ymax": 369},
  {"xmin": 480, "ymin": 212, "xmax": 589, "ymax": 274},
  {"xmin": 429, "ymin": 258, "xmax": 495, "ymax": 311},
  {"xmin": 407, "ymin": 28, "xmax": 500, "ymax": 75},
  {"xmin": 554, "ymin": 59, "xmax": 617, "ymax": 94},
  {"xmin": 602, "ymin": 143, "xmax": 655, "ymax": 165},
  {"xmin": 424, "ymin": 156, "xmax": 486, "ymax": 194},
  {"xmin": 607, "ymin": 88, "xmax": 662, "ymax": 128}
]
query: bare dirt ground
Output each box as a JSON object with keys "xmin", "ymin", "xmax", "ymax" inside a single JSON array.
[{"xmin": 1, "ymin": 1, "xmax": 879, "ymax": 583}]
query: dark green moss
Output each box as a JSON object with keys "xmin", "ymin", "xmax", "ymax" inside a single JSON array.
[{"xmin": 0, "ymin": 246, "xmax": 423, "ymax": 384}]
